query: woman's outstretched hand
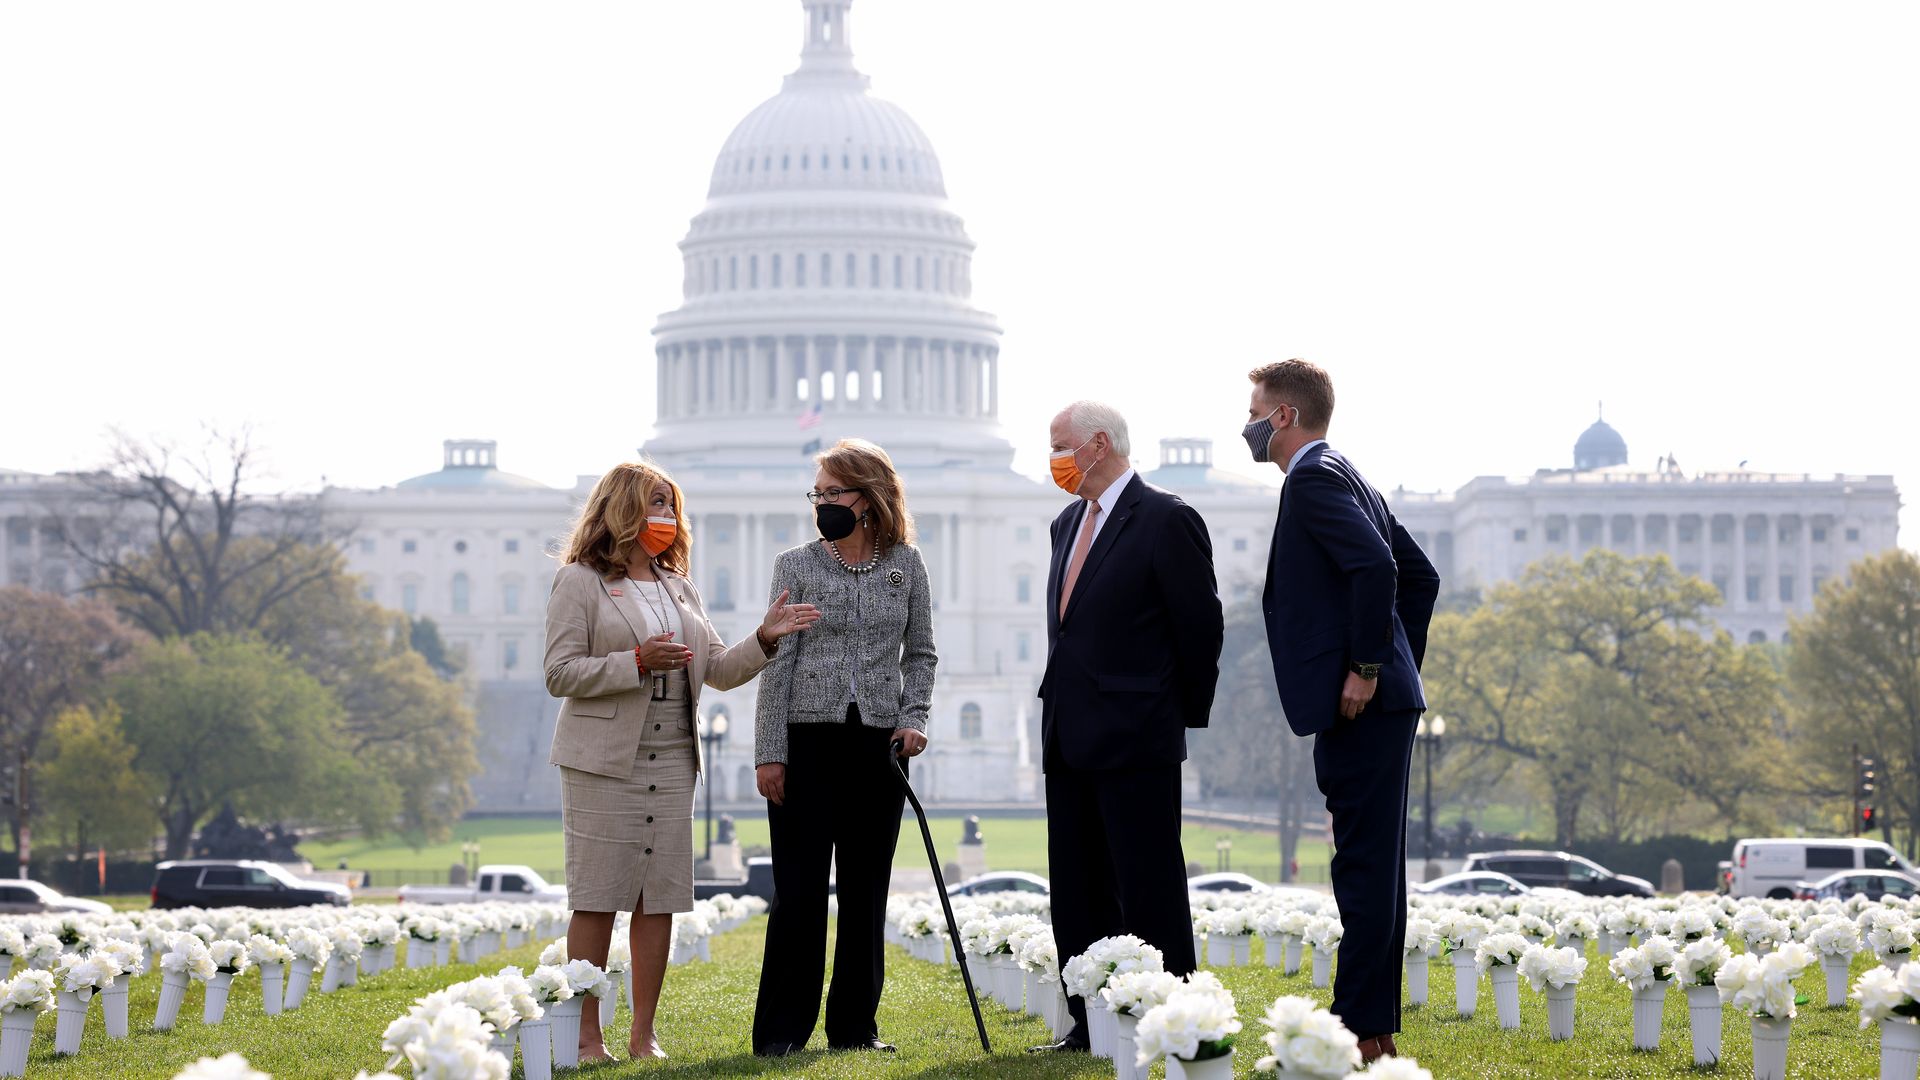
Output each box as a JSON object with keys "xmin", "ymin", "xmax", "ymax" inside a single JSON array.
[{"xmin": 760, "ymin": 589, "xmax": 821, "ymax": 641}]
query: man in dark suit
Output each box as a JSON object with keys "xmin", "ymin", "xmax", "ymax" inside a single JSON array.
[
  {"xmin": 1248, "ymin": 359, "xmax": 1440, "ymax": 1064},
  {"xmin": 1029, "ymin": 400, "xmax": 1224, "ymax": 1054}
]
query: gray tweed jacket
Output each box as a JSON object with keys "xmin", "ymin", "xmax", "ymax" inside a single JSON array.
[{"xmin": 753, "ymin": 540, "xmax": 937, "ymax": 766}]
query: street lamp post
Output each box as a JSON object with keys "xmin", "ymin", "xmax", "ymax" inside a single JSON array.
[
  {"xmin": 701, "ymin": 713, "xmax": 729, "ymax": 861},
  {"xmin": 1416, "ymin": 715, "xmax": 1446, "ymax": 882}
]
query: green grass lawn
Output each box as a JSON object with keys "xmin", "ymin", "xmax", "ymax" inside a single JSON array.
[
  {"xmin": 16, "ymin": 918, "xmax": 1885, "ymax": 1078},
  {"xmin": 298, "ymin": 815, "xmax": 1328, "ymax": 886}
]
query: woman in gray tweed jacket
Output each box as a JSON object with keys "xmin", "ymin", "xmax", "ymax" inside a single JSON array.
[{"xmin": 751, "ymin": 438, "xmax": 937, "ymax": 1057}]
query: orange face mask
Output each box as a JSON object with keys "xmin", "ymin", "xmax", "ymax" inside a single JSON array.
[
  {"xmin": 1050, "ymin": 439, "xmax": 1095, "ymax": 495},
  {"xmin": 638, "ymin": 516, "xmax": 678, "ymax": 557}
]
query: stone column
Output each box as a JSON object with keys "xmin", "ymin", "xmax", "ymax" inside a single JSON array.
[
  {"xmin": 987, "ymin": 348, "xmax": 1000, "ymax": 417},
  {"xmin": 1797, "ymin": 517, "xmax": 1815, "ymax": 611},
  {"xmin": 1764, "ymin": 514, "xmax": 1781, "ymax": 613},
  {"xmin": 1731, "ymin": 513, "xmax": 1748, "ymax": 611},
  {"xmin": 855, "ymin": 336, "xmax": 875, "ymax": 409},
  {"xmin": 1666, "ymin": 514, "xmax": 1680, "ymax": 565}
]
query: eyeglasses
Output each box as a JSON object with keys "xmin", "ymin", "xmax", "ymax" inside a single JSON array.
[{"xmin": 805, "ymin": 487, "xmax": 863, "ymax": 505}]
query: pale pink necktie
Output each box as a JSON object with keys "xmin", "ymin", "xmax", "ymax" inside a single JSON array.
[{"xmin": 1058, "ymin": 502, "xmax": 1101, "ymax": 613}]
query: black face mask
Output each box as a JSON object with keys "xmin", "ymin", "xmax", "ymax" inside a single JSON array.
[{"xmin": 816, "ymin": 502, "xmax": 858, "ymax": 542}]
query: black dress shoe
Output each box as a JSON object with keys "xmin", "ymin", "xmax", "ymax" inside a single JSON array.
[
  {"xmin": 1027, "ymin": 1036, "xmax": 1090, "ymax": 1054},
  {"xmin": 828, "ymin": 1039, "xmax": 897, "ymax": 1052},
  {"xmin": 755, "ymin": 1042, "xmax": 804, "ymax": 1057}
]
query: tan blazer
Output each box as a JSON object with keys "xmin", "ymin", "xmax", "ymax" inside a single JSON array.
[{"xmin": 544, "ymin": 561, "xmax": 770, "ymax": 781}]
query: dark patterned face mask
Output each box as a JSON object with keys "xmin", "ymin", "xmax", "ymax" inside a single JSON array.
[{"xmin": 1242, "ymin": 405, "xmax": 1283, "ymax": 463}]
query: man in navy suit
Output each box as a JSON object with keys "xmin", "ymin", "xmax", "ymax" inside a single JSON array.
[
  {"xmin": 1028, "ymin": 400, "xmax": 1224, "ymax": 1054},
  {"xmin": 1248, "ymin": 359, "xmax": 1440, "ymax": 1064}
]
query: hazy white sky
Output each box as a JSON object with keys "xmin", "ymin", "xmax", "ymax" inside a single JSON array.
[{"xmin": 4, "ymin": 2, "xmax": 1916, "ymax": 535}]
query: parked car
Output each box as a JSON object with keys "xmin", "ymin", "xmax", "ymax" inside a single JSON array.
[
  {"xmin": 0, "ymin": 879, "xmax": 111, "ymax": 916},
  {"xmin": 1413, "ymin": 871, "xmax": 1529, "ymax": 897},
  {"xmin": 151, "ymin": 860, "xmax": 350, "ymax": 909},
  {"xmin": 1188, "ymin": 872, "xmax": 1269, "ymax": 894},
  {"xmin": 947, "ymin": 871, "xmax": 1050, "ymax": 897},
  {"xmin": 397, "ymin": 865, "xmax": 567, "ymax": 906},
  {"xmin": 1793, "ymin": 870, "xmax": 1920, "ymax": 902},
  {"xmin": 1461, "ymin": 850, "xmax": 1656, "ymax": 898},
  {"xmin": 1729, "ymin": 838, "xmax": 1920, "ymax": 899}
]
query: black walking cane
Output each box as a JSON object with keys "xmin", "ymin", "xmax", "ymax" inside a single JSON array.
[{"xmin": 889, "ymin": 736, "xmax": 992, "ymax": 1053}]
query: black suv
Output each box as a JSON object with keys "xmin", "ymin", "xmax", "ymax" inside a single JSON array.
[
  {"xmin": 1461, "ymin": 850, "xmax": 1656, "ymax": 898},
  {"xmin": 151, "ymin": 860, "xmax": 350, "ymax": 909}
]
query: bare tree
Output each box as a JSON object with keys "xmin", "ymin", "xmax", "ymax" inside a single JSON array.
[{"xmin": 51, "ymin": 428, "xmax": 349, "ymax": 638}]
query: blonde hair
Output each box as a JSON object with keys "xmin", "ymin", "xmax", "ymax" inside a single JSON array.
[
  {"xmin": 816, "ymin": 438, "xmax": 915, "ymax": 555},
  {"xmin": 563, "ymin": 461, "xmax": 692, "ymax": 578}
]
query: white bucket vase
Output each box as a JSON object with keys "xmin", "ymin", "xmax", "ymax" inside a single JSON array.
[
  {"xmin": 101, "ymin": 975, "xmax": 130, "ymax": 1039},
  {"xmin": 1088, "ymin": 1000, "xmax": 1116, "ymax": 1061},
  {"xmin": 378, "ymin": 943, "xmax": 399, "ymax": 973},
  {"xmin": 1489, "ymin": 965, "xmax": 1521, "ymax": 1029},
  {"xmin": 1599, "ymin": 932, "xmax": 1621, "ymax": 957},
  {"xmin": 1284, "ymin": 935, "xmax": 1305, "ymax": 975},
  {"xmin": 1685, "ymin": 984, "xmax": 1722, "ymax": 1066},
  {"xmin": 489, "ymin": 1027, "xmax": 516, "ymax": 1067},
  {"xmin": 340, "ymin": 954, "xmax": 360, "ymax": 987},
  {"xmin": 497, "ymin": 930, "xmax": 511, "ymax": 957},
  {"xmin": 1312, "ymin": 948, "xmax": 1334, "ymax": 989},
  {"xmin": 519, "ymin": 1015, "xmax": 554, "ymax": 1080},
  {"xmin": 284, "ymin": 958, "xmax": 315, "ymax": 1011},
  {"xmin": 1881, "ymin": 1017, "xmax": 1920, "ymax": 1080},
  {"xmin": 1263, "ymin": 937, "xmax": 1284, "ymax": 967},
  {"xmin": 1546, "ymin": 984, "xmax": 1577, "ymax": 1041},
  {"xmin": 0, "ymin": 958, "xmax": 11, "ymax": 981},
  {"xmin": 549, "ymin": 997, "xmax": 583, "ymax": 1069},
  {"xmin": 1631, "ymin": 982, "xmax": 1669, "ymax": 1051},
  {"xmin": 1024, "ymin": 969, "xmax": 1044, "ymax": 1017},
  {"xmin": 669, "ymin": 942, "xmax": 695, "ymax": 966},
  {"xmin": 203, "ymin": 971, "xmax": 236, "ymax": 1024},
  {"xmin": 1206, "ymin": 935, "xmax": 1236, "ymax": 969},
  {"xmin": 1235, "ymin": 936, "xmax": 1253, "ymax": 966},
  {"xmin": 53, "ymin": 989, "xmax": 89, "ymax": 1055},
  {"xmin": 259, "ymin": 961, "xmax": 285, "ymax": 1016},
  {"xmin": 1824, "ymin": 955, "xmax": 1852, "ymax": 1008},
  {"xmin": 320, "ymin": 955, "xmax": 348, "ymax": 994},
  {"xmin": 1405, "ymin": 951, "xmax": 1429, "ymax": 1006},
  {"xmin": 624, "ymin": 967, "xmax": 634, "ymax": 1015},
  {"xmin": 697, "ymin": 938, "xmax": 711, "ymax": 964},
  {"xmin": 0, "ymin": 1009, "xmax": 35, "ymax": 1078},
  {"xmin": 1451, "ymin": 951, "xmax": 1477, "ymax": 1017},
  {"xmin": 1752, "ymin": 1015, "xmax": 1791, "ymax": 1080},
  {"xmin": 435, "ymin": 938, "xmax": 451, "ymax": 966},
  {"xmin": 1048, "ymin": 984, "xmax": 1072, "ymax": 1039},
  {"xmin": 1114, "ymin": 1012, "xmax": 1143, "ymax": 1080},
  {"xmin": 597, "ymin": 986, "xmax": 615, "ymax": 1028},
  {"xmin": 406, "ymin": 938, "xmax": 432, "ymax": 968},
  {"xmin": 1191, "ymin": 934, "xmax": 1205, "ymax": 966},
  {"xmin": 1167, "ymin": 1050, "xmax": 1234, "ymax": 1080},
  {"xmin": 1003, "ymin": 958, "xmax": 1026, "ymax": 1011},
  {"xmin": 154, "ymin": 970, "xmax": 190, "ymax": 1031}
]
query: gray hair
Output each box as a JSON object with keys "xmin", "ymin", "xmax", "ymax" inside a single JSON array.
[{"xmin": 1062, "ymin": 400, "xmax": 1131, "ymax": 457}]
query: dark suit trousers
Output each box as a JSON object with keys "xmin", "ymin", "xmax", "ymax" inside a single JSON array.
[
  {"xmin": 751, "ymin": 706, "xmax": 905, "ymax": 1051},
  {"xmin": 1045, "ymin": 761, "xmax": 1196, "ymax": 1037},
  {"xmin": 1313, "ymin": 707, "xmax": 1419, "ymax": 1039}
]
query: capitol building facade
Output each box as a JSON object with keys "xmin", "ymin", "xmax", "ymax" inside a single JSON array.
[{"xmin": 0, "ymin": 1, "xmax": 1902, "ymax": 813}]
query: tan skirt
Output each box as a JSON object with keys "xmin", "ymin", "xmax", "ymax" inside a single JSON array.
[{"xmin": 558, "ymin": 669, "xmax": 696, "ymax": 915}]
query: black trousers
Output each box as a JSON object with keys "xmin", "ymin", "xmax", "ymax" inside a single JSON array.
[
  {"xmin": 751, "ymin": 705, "xmax": 906, "ymax": 1051},
  {"xmin": 1313, "ymin": 707, "xmax": 1419, "ymax": 1039},
  {"xmin": 1044, "ymin": 761, "xmax": 1196, "ymax": 1038}
]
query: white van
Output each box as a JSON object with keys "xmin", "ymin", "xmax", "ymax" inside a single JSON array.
[{"xmin": 1728, "ymin": 838, "xmax": 1919, "ymax": 899}]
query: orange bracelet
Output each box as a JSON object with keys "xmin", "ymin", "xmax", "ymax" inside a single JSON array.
[{"xmin": 634, "ymin": 645, "xmax": 647, "ymax": 674}]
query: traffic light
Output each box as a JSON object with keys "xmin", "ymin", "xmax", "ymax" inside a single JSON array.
[
  {"xmin": 1863, "ymin": 806, "xmax": 1877, "ymax": 830},
  {"xmin": 1859, "ymin": 756, "xmax": 1879, "ymax": 801}
]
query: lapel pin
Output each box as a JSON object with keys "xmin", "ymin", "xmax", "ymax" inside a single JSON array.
[{"xmin": 886, "ymin": 569, "xmax": 905, "ymax": 587}]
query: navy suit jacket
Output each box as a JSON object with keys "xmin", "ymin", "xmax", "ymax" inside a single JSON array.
[
  {"xmin": 1263, "ymin": 444, "xmax": 1441, "ymax": 737},
  {"xmin": 1038, "ymin": 474, "xmax": 1224, "ymax": 771}
]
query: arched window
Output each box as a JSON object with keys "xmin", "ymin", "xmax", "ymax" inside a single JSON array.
[
  {"xmin": 501, "ymin": 581, "xmax": 521, "ymax": 615},
  {"xmin": 1015, "ymin": 573, "xmax": 1032, "ymax": 604},
  {"xmin": 1747, "ymin": 629, "xmax": 1767, "ymax": 645},
  {"xmin": 451, "ymin": 573, "xmax": 470, "ymax": 615},
  {"xmin": 714, "ymin": 567, "xmax": 734, "ymax": 611},
  {"xmin": 960, "ymin": 703, "xmax": 983, "ymax": 740}
]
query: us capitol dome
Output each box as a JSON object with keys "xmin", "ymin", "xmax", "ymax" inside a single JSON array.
[{"xmin": 647, "ymin": 0, "xmax": 1008, "ymax": 469}]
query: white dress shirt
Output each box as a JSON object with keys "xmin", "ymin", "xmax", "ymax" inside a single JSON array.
[
  {"xmin": 1071, "ymin": 466, "xmax": 1136, "ymax": 554},
  {"xmin": 1285, "ymin": 439, "xmax": 1327, "ymax": 476}
]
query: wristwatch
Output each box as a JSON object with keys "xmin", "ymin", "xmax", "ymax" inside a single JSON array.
[{"xmin": 1349, "ymin": 661, "xmax": 1382, "ymax": 680}]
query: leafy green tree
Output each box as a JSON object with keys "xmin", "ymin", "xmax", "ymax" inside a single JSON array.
[
  {"xmin": 0, "ymin": 587, "xmax": 146, "ymax": 867},
  {"xmin": 1788, "ymin": 550, "xmax": 1920, "ymax": 851},
  {"xmin": 109, "ymin": 634, "xmax": 370, "ymax": 858},
  {"xmin": 37, "ymin": 704, "xmax": 158, "ymax": 859},
  {"xmin": 1425, "ymin": 551, "xmax": 1785, "ymax": 846}
]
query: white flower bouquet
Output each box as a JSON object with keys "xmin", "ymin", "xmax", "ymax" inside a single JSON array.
[
  {"xmin": 1671, "ymin": 907, "xmax": 1716, "ymax": 943},
  {"xmin": 1716, "ymin": 943, "xmax": 1813, "ymax": 1020},
  {"xmin": 1433, "ymin": 909, "xmax": 1489, "ymax": 957},
  {"xmin": 170, "ymin": 1053, "xmax": 273, "ymax": 1080},
  {"xmin": 0, "ymin": 971, "xmax": 56, "ymax": 1014},
  {"xmin": 1676, "ymin": 938, "xmax": 1733, "ymax": 988},
  {"xmin": 1100, "ymin": 970, "xmax": 1181, "ymax": 1018},
  {"xmin": 537, "ymin": 940, "xmax": 568, "ymax": 967},
  {"xmin": 0, "ymin": 930, "xmax": 25, "ymax": 962},
  {"xmin": 1473, "ymin": 932, "xmax": 1529, "ymax": 975},
  {"xmin": 526, "ymin": 965, "xmax": 575, "ymax": 1005},
  {"xmin": 286, "ymin": 927, "xmax": 332, "ymax": 967},
  {"xmin": 384, "ymin": 1001, "xmax": 508, "ymax": 1080},
  {"xmin": 55, "ymin": 952, "xmax": 121, "ymax": 999},
  {"xmin": 160, "ymin": 934, "xmax": 217, "ymax": 982},
  {"xmin": 1133, "ymin": 980, "xmax": 1240, "ymax": 1068},
  {"xmin": 1554, "ymin": 912, "xmax": 1599, "ymax": 949},
  {"xmin": 1807, "ymin": 917, "xmax": 1862, "ymax": 959},
  {"xmin": 1304, "ymin": 916, "xmax": 1344, "ymax": 954},
  {"xmin": 247, "ymin": 935, "xmax": 293, "ymax": 968},
  {"xmin": 557, "ymin": 958, "xmax": 611, "ymax": 1001},
  {"xmin": 1517, "ymin": 944, "xmax": 1587, "ymax": 991},
  {"xmin": 208, "ymin": 940, "xmax": 252, "ymax": 977},
  {"xmin": 1403, "ymin": 916, "xmax": 1438, "ymax": 957},
  {"xmin": 1062, "ymin": 935, "xmax": 1163, "ymax": 1001},
  {"xmin": 23, "ymin": 935, "xmax": 62, "ymax": 971},
  {"xmin": 1853, "ymin": 963, "xmax": 1920, "ymax": 1026},
  {"xmin": 1251, "ymin": 994, "xmax": 1360, "ymax": 1078},
  {"xmin": 1609, "ymin": 934, "xmax": 1679, "ymax": 991},
  {"xmin": 98, "ymin": 938, "xmax": 145, "ymax": 980}
]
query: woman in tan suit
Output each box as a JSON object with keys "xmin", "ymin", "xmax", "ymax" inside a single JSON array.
[{"xmin": 546, "ymin": 461, "xmax": 818, "ymax": 1062}]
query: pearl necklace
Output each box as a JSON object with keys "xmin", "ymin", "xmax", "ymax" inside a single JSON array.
[{"xmin": 828, "ymin": 536, "xmax": 881, "ymax": 574}]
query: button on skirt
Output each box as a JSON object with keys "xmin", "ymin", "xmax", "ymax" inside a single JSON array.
[{"xmin": 558, "ymin": 674, "xmax": 697, "ymax": 914}]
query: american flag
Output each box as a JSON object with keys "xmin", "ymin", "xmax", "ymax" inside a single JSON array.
[{"xmin": 797, "ymin": 403, "xmax": 823, "ymax": 429}]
